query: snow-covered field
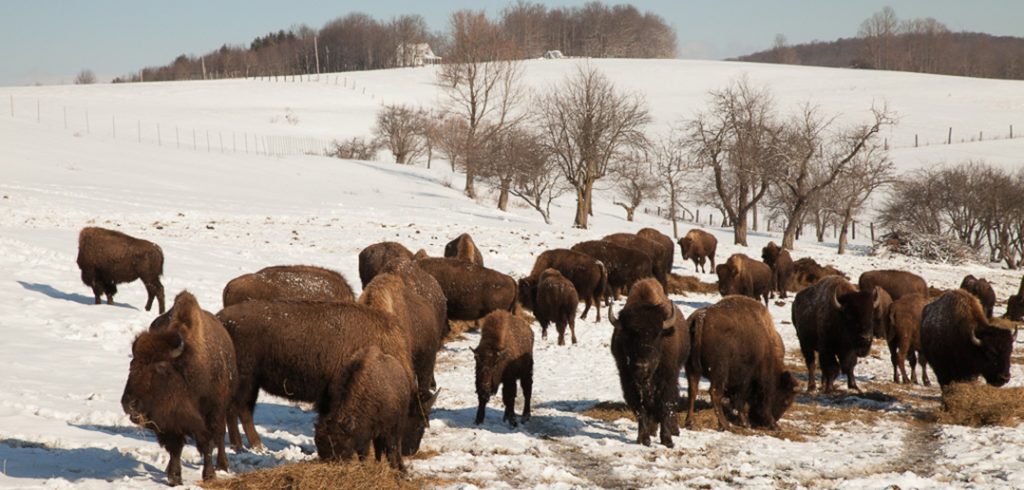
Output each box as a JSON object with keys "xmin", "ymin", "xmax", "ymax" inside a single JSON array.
[{"xmin": 1, "ymin": 59, "xmax": 1023, "ymax": 489}]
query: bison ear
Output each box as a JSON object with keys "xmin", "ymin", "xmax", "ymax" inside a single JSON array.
[{"xmin": 170, "ymin": 291, "xmax": 202, "ymax": 331}]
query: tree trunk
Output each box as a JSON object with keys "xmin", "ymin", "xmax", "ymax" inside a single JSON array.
[
  {"xmin": 837, "ymin": 212, "xmax": 853, "ymax": 255},
  {"xmin": 782, "ymin": 219, "xmax": 799, "ymax": 250},
  {"xmin": 464, "ymin": 164, "xmax": 476, "ymax": 199},
  {"xmin": 573, "ymin": 185, "xmax": 589, "ymax": 229},
  {"xmin": 395, "ymin": 150, "xmax": 406, "ymax": 164},
  {"xmin": 733, "ymin": 211, "xmax": 749, "ymax": 246},
  {"xmin": 669, "ymin": 188, "xmax": 679, "ymax": 239},
  {"xmin": 497, "ymin": 180, "xmax": 510, "ymax": 211},
  {"xmin": 815, "ymin": 212, "xmax": 826, "ymax": 242}
]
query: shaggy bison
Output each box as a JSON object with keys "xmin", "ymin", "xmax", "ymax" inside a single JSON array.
[
  {"xmin": 677, "ymin": 229, "xmax": 717, "ymax": 274},
  {"xmin": 1009, "ymin": 277, "xmax": 1024, "ymax": 321},
  {"xmin": 602, "ymin": 233, "xmax": 668, "ymax": 289},
  {"xmin": 716, "ymin": 254, "xmax": 772, "ymax": 305},
  {"xmin": 473, "ymin": 310, "xmax": 534, "ymax": 427},
  {"xmin": 221, "ymin": 265, "xmax": 354, "ymax": 307},
  {"xmin": 792, "ymin": 276, "xmax": 886, "ymax": 393},
  {"xmin": 637, "ymin": 228, "xmax": 675, "ymax": 277},
  {"xmin": 761, "ymin": 242, "xmax": 794, "ymax": 299},
  {"xmin": 358, "ymin": 241, "xmax": 414, "ymax": 287},
  {"xmin": 921, "ymin": 289, "xmax": 1018, "ymax": 387},
  {"xmin": 685, "ymin": 296, "xmax": 797, "ymax": 430},
  {"xmin": 415, "ymin": 257, "xmax": 517, "ymax": 321},
  {"xmin": 315, "ymin": 345, "xmax": 418, "ymax": 470},
  {"xmin": 791, "ymin": 257, "xmax": 845, "ymax": 290},
  {"xmin": 960, "ymin": 274, "xmax": 996, "ymax": 319},
  {"xmin": 121, "ymin": 291, "xmax": 237, "ymax": 486},
  {"xmin": 445, "ymin": 233, "xmax": 484, "ymax": 266},
  {"xmin": 886, "ymin": 293, "xmax": 930, "ymax": 385},
  {"xmin": 520, "ymin": 248, "xmax": 607, "ymax": 321},
  {"xmin": 533, "ymin": 269, "xmax": 579, "ymax": 345},
  {"xmin": 77, "ymin": 226, "xmax": 166, "ymax": 313},
  {"xmin": 859, "ymin": 269, "xmax": 927, "ymax": 301},
  {"xmin": 572, "ymin": 240, "xmax": 655, "ymax": 300},
  {"xmin": 609, "ymin": 278, "xmax": 688, "ymax": 447}
]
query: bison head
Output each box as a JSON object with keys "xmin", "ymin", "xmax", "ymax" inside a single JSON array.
[
  {"xmin": 1007, "ymin": 295, "xmax": 1024, "ymax": 322},
  {"xmin": 975, "ymin": 324, "xmax": 1018, "ymax": 387},
  {"xmin": 751, "ymin": 370, "xmax": 798, "ymax": 429},
  {"xmin": 314, "ymin": 414, "xmax": 360, "ymax": 461},
  {"xmin": 517, "ymin": 277, "xmax": 537, "ymax": 311},
  {"xmin": 716, "ymin": 263, "xmax": 735, "ymax": 296},
  {"xmin": 761, "ymin": 242, "xmax": 781, "ymax": 268},
  {"xmin": 121, "ymin": 330, "xmax": 200, "ymax": 433},
  {"xmin": 834, "ymin": 287, "xmax": 885, "ymax": 356},
  {"xmin": 402, "ymin": 389, "xmax": 438, "ymax": 455},
  {"xmin": 473, "ymin": 344, "xmax": 510, "ymax": 398},
  {"xmin": 678, "ymin": 237, "xmax": 695, "ymax": 259},
  {"xmin": 609, "ymin": 302, "xmax": 677, "ymax": 383}
]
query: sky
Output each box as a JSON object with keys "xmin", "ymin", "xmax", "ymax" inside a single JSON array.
[{"xmin": 2, "ymin": 1, "xmax": 1023, "ymax": 86}]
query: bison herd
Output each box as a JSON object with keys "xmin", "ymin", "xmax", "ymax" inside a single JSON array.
[{"xmin": 73, "ymin": 225, "xmax": 1020, "ymax": 486}]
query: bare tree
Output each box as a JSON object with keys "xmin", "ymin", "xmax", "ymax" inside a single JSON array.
[
  {"xmin": 650, "ymin": 133, "xmax": 693, "ymax": 238},
  {"xmin": 611, "ymin": 152, "xmax": 657, "ymax": 222},
  {"xmin": 429, "ymin": 116, "xmax": 469, "ymax": 172},
  {"xmin": 537, "ymin": 64, "xmax": 649, "ymax": 229},
  {"xmin": 684, "ymin": 77, "xmax": 784, "ymax": 246},
  {"xmin": 480, "ymin": 124, "xmax": 542, "ymax": 211},
  {"xmin": 374, "ymin": 105, "xmax": 425, "ymax": 164},
  {"xmin": 508, "ymin": 139, "xmax": 565, "ymax": 225},
  {"xmin": 75, "ymin": 69, "xmax": 97, "ymax": 85},
  {"xmin": 824, "ymin": 141, "xmax": 894, "ymax": 254},
  {"xmin": 438, "ymin": 10, "xmax": 524, "ymax": 199},
  {"xmin": 858, "ymin": 6, "xmax": 900, "ymax": 69}
]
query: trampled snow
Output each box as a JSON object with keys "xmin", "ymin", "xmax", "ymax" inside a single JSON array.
[{"xmin": 1, "ymin": 59, "xmax": 1022, "ymax": 489}]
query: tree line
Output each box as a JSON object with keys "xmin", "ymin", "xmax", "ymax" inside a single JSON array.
[
  {"xmin": 114, "ymin": 2, "xmax": 676, "ymax": 83},
  {"xmin": 736, "ymin": 6, "xmax": 1024, "ymax": 81}
]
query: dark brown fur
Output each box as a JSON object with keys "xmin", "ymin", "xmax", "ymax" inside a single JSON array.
[
  {"xmin": 222, "ymin": 265, "xmax": 354, "ymax": 308},
  {"xmin": 121, "ymin": 291, "xmax": 237, "ymax": 486},
  {"xmin": 473, "ymin": 310, "xmax": 534, "ymax": 427},
  {"xmin": 358, "ymin": 241, "xmax": 414, "ymax": 287},
  {"xmin": 886, "ymin": 293, "xmax": 930, "ymax": 385},
  {"xmin": 637, "ymin": 228, "xmax": 675, "ymax": 279},
  {"xmin": 520, "ymin": 248, "xmax": 607, "ymax": 321},
  {"xmin": 603, "ymin": 233, "xmax": 668, "ymax": 290},
  {"xmin": 790, "ymin": 257, "xmax": 845, "ymax": 290},
  {"xmin": 716, "ymin": 254, "xmax": 772, "ymax": 305},
  {"xmin": 761, "ymin": 242, "xmax": 794, "ymax": 299},
  {"xmin": 685, "ymin": 296, "xmax": 797, "ymax": 430},
  {"xmin": 444, "ymin": 233, "xmax": 484, "ymax": 266},
  {"xmin": 858, "ymin": 269, "xmax": 928, "ymax": 301},
  {"xmin": 1007, "ymin": 277, "xmax": 1024, "ymax": 321},
  {"xmin": 677, "ymin": 229, "xmax": 717, "ymax": 274},
  {"xmin": 315, "ymin": 346, "xmax": 417, "ymax": 470},
  {"xmin": 571, "ymin": 240, "xmax": 655, "ymax": 301},
  {"xmin": 77, "ymin": 226, "xmax": 165, "ymax": 313},
  {"xmin": 534, "ymin": 269, "xmax": 579, "ymax": 345},
  {"xmin": 415, "ymin": 257, "xmax": 517, "ymax": 321},
  {"xmin": 610, "ymin": 279, "xmax": 689, "ymax": 447},
  {"xmin": 960, "ymin": 274, "xmax": 996, "ymax": 319},
  {"xmin": 921, "ymin": 289, "xmax": 1017, "ymax": 387}
]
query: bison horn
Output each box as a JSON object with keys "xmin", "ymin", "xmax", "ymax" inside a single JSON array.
[
  {"xmin": 663, "ymin": 305, "xmax": 677, "ymax": 330},
  {"xmin": 608, "ymin": 304, "xmax": 620, "ymax": 327},
  {"xmin": 872, "ymin": 287, "xmax": 882, "ymax": 309},
  {"xmin": 170, "ymin": 335, "xmax": 185, "ymax": 358},
  {"xmin": 831, "ymin": 290, "xmax": 843, "ymax": 310},
  {"xmin": 970, "ymin": 332, "xmax": 983, "ymax": 347}
]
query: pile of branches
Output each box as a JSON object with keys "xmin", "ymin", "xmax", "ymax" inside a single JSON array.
[{"xmin": 871, "ymin": 228, "xmax": 980, "ymax": 265}]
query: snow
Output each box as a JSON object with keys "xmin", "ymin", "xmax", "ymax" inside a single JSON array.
[{"xmin": 1, "ymin": 58, "xmax": 1023, "ymax": 489}]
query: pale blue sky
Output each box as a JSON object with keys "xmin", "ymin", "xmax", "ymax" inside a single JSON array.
[{"xmin": 1, "ymin": 1, "xmax": 1022, "ymax": 85}]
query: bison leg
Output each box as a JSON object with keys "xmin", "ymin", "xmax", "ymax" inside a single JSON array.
[
  {"xmin": 474, "ymin": 394, "xmax": 488, "ymax": 425},
  {"xmin": 908, "ymin": 349, "xmax": 919, "ymax": 385},
  {"xmin": 569, "ymin": 316, "xmax": 577, "ymax": 345},
  {"xmin": 539, "ymin": 321, "xmax": 549, "ymax": 341},
  {"xmin": 918, "ymin": 352, "xmax": 931, "ymax": 386},
  {"xmin": 144, "ymin": 280, "xmax": 166, "ymax": 314},
  {"xmin": 556, "ymin": 320, "xmax": 566, "ymax": 346},
  {"xmin": 709, "ymin": 382, "xmax": 730, "ymax": 431},
  {"xmin": 840, "ymin": 353, "xmax": 861, "ymax": 393},
  {"xmin": 195, "ymin": 434, "xmax": 216, "ymax": 481},
  {"xmin": 160, "ymin": 433, "xmax": 185, "ymax": 486},
  {"xmin": 237, "ymin": 385, "xmax": 264, "ymax": 451},
  {"xmin": 684, "ymin": 370, "xmax": 701, "ymax": 429},
  {"xmin": 580, "ymin": 298, "xmax": 591, "ymax": 320},
  {"xmin": 888, "ymin": 340, "xmax": 902, "ymax": 384},
  {"xmin": 213, "ymin": 412, "xmax": 229, "ymax": 472},
  {"xmin": 501, "ymin": 381, "xmax": 518, "ymax": 427},
  {"xmin": 103, "ymin": 281, "xmax": 117, "ymax": 305},
  {"xmin": 636, "ymin": 413, "xmax": 652, "ymax": 446},
  {"xmin": 819, "ymin": 353, "xmax": 840, "ymax": 394},
  {"xmin": 520, "ymin": 373, "xmax": 532, "ymax": 423},
  {"xmin": 659, "ymin": 407, "xmax": 677, "ymax": 448},
  {"xmin": 801, "ymin": 349, "xmax": 818, "ymax": 393},
  {"xmin": 373, "ymin": 436, "xmax": 385, "ymax": 463},
  {"xmin": 90, "ymin": 280, "xmax": 104, "ymax": 305}
]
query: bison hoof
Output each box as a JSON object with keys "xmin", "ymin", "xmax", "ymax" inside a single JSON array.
[
  {"xmin": 638, "ymin": 436, "xmax": 651, "ymax": 446},
  {"xmin": 504, "ymin": 415, "xmax": 518, "ymax": 427},
  {"xmin": 166, "ymin": 476, "xmax": 182, "ymax": 487}
]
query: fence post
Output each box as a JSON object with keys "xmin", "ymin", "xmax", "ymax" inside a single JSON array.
[
  {"xmin": 852, "ymin": 221, "xmax": 856, "ymax": 240},
  {"xmin": 36, "ymin": 99, "xmax": 40, "ymax": 122},
  {"xmin": 947, "ymin": 127, "xmax": 952, "ymax": 144},
  {"xmin": 206, "ymin": 130, "xmax": 211, "ymax": 152},
  {"xmin": 8, "ymin": 95, "xmax": 12, "ymax": 117},
  {"xmin": 870, "ymin": 222, "xmax": 875, "ymax": 243},
  {"xmin": 1011, "ymin": 125, "xmax": 1014, "ymax": 139},
  {"xmin": 915, "ymin": 134, "xmax": 918, "ymax": 147},
  {"xmin": 63, "ymin": 106, "xmax": 67, "ymax": 129},
  {"xmin": 980, "ymin": 131, "xmax": 983, "ymax": 141}
]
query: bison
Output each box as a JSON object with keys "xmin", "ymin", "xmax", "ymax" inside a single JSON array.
[
  {"xmin": 415, "ymin": 257, "xmax": 517, "ymax": 321},
  {"xmin": 77, "ymin": 226, "xmax": 166, "ymax": 313},
  {"xmin": 677, "ymin": 229, "xmax": 717, "ymax": 274},
  {"xmin": 216, "ymin": 300, "xmax": 434, "ymax": 455},
  {"xmin": 603, "ymin": 232, "xmax": 668, "ymax": 289},
  {"xmin": 637, "ymin": 228, "xmax": 675, "ymax": 277},
  {"xmin": 358, "ymin": 241, "xmax": 414, "ymax": 287},
  {"xmin": 1007, "ymin": 277, "xmax": 1024, "ymax": 321},
  {"xmin": 685, "ymin": 295, "xmax": 797, "ymax": 430},
  {"xmin": 533, "ymin": 269, "xmax": 579, "ymax": 345},
  {"xmin": 960, "ymin": 274, "xmax": 996, "ymax": 319},
  {"xmin": 791, "ymin": 257, "xmax": 845, "ymax": 290},
  {"xmin": 315, "ymin": 345, "xmax": 418, "ymax": 470},
  {"xmin": 716, "ymin": 254, "xmax": 772, "ymax": 305},
  {"xmin": 444, "ymin": 233, "xmax": 484, "ymax": 266},
  {"xmin": 792, "ymin": 276, "xmax": 887, "ymax": 393},
  {"xmin": 859, "ymin": 269, "xmax": 927, "ymax": 301},
  {"xmin": 473, "ymin": 310, "xmax": 534, "ymax": 427},
  {"xmin": 221, "ymin": 265, "xmax": 354, "ymax": 307},
  {"xmin": 520, "ymin": 248, "xmax": 607, "ymax": 321},
  {"xmin": 121, "ymin": 291, "xmax": 237, "ymax": 486},
  {"xmin": 609, "ymin": 278, "xmax": 688, "ymax": 447},
  {"xmin": 571, "ymin": 240, "xmax": 655, "ymax": 301},
  {"xmin": 886, "ymin": 293, "xmax": 930, "ymax": 385},
  {"xmin": 761, "ymin": 242, "xmax": 794, "ymax": 299},
  {"xmin": 921, "ymin": 289, "xmax": 1018, "ymax": 387}
]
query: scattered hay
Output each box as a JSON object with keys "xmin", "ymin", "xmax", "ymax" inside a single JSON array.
[
  {"xmin": 444, "ymin": 309, "xmax": 535, "ymax": 343},
  {"xmin": 580, "ymin": 399, "xmax": 808, "ymax": 441},
  {"xmin": 667, "ymin": 273, "xmax": 718, "ymax": 295},
  {"xmin": 202, "ymin": 461, "xmax": 426, "ymax": 490},
  {"xmin": 932, "ymin": 383, "xmax": 1024, "ymax": 427}
]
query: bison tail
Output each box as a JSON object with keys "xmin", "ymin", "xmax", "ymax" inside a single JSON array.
[
  {"xmin": 688, "ymin": 311, "xmax": 705, "ymax": 374},
  {"xmin": 596, "ymin": 261, "xmax": 609, "ymax": 300}
]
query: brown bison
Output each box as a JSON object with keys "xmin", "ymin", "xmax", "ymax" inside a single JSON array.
[
  {"xmin": 1008, "ymin": 277, "xmax": 1024, "ymax": 321},
  {"xmin": 685, "ymin": 295, "xmax": 797, "ymax": 430},
  {"xmin": 444, "ymin": 233, "xmax": 484, "ymax": 266},
  {"xmin": 603, "ymin": 232, "xmax": 668, "ymax": 289},
  {"xmin": 571, "ymin": 240, "xmax": 655, "ymax": 300},
  {"xmin": 473, "ymin": 310, "xmax": 534, "ymax": 427},
  {"xmin": 358, "ymin": 241, "xmax": 414, "ymax": 287},
  {"xmin": 921, "ymin": 289, "xmax": 1018, "ymax": 387},
  {"xmin": 415, "ymin": 257, "xmax": 517, "ymax": 321},
  {"xmin": 221, "ymin": 265, "xmax": 354, "ymax": 308},
  {"xmin": 761, "ymin": 242, "xmax": 794, "ymax": 299},
  {"xmin": 791, "ymin": 257, "xmax": 845, "ymax": 290},
  {"xmin": 886, "ymin": 293, "xmax": 930, "ymax": 385},
  {"xmin": 520, "ymin": 248, "xmax": 607, "ymax": 321},
  {"xmin": 960, "ymin": 274, "xmax": 996, "ymax": 319},
  {"xmin": 677, "ymin": 229, "xmax": 717, "ymax": 274},
  {"xmin": 637, "ymin": 227, "xmax": 675, "ymax": 278},
  {"xmin": 716, "ymin": 254, "xmax": 772, "ymax": 305},
  {"xmin": 792, "ymin": 276, "xmax": 886, "ymax": 393},
  {"xmin": 77, "ymin": 226, "xmax": 166, "ymax": 313},
  {"xmin": 121, "ymin": 291, "xmax": 237, "ymax": 486},
  {"xmin": 315, "ymin": 345, "xmax": 418, "ymax": 470},
  {"xmin": 859, "ymin": 269, "xmax": 927, "ymax": 301},
  {"xmin": 216, "ymin": 301, "xmax": 434, "ymax": 455},
  {"xmin": 610, "ymin": 278, "xmax": 689, "ymax": 447},
  {"xmin": 533, "ymin": 269, "xmax": 579, "ymax": 345}
]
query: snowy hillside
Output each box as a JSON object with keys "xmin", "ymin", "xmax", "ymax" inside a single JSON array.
[{"xmin": 1, "ymin": 59, "xmax": 1023, "ymax": 489}]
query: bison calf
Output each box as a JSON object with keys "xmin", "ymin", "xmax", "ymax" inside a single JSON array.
[
  {"xmin": 315, "ymin": 345, "xmax": 418, "ymax": 470},
  {"xmin": 886, "ymin": 293, "xmax": 930, "ymax": 385},
  {"xmin": 921, "ymin": 289, "xmax": 1017, "ymax": 387},
  {"xmin": 534, "ymin": 269, "xmax": 579, "ymax": 345},
  {"xmin": 222, "ymin": 265, "xmax": 354, "ymax": 307},
  {"xmin": 520, "ymin": 249, "xmax": 607, "ymax": 321},
  {"xmin": 960, "ymin": 274, "xmax": 996, "ymax": 319},
  {"xmin": 686, "ymin": 295, "xmax": 797, "ymax": 430},
  {"xmin": 761, "ymin": 241, "xmax": 794, "ymax": 299},
  {"xmin": 77, "ymin": 226, "xmax": 166, "ymax": 313},
  {"xmin": 716, "ymin": 254, "xmax": 772, "ymax": 305},
  {"xmin": 445, "ymin": 233, "xmax": 484, "ymax": 266},
  {"xmin": 473, "ymin": 310, "xmax": 534, "ymax": 427},
  {"xmin": 678, "ymin": 229, "xmax": 717, "ymax": 274},
  {"xmin": 121, "ymin": 291, "xmax": 237, "ymax": 486}
]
